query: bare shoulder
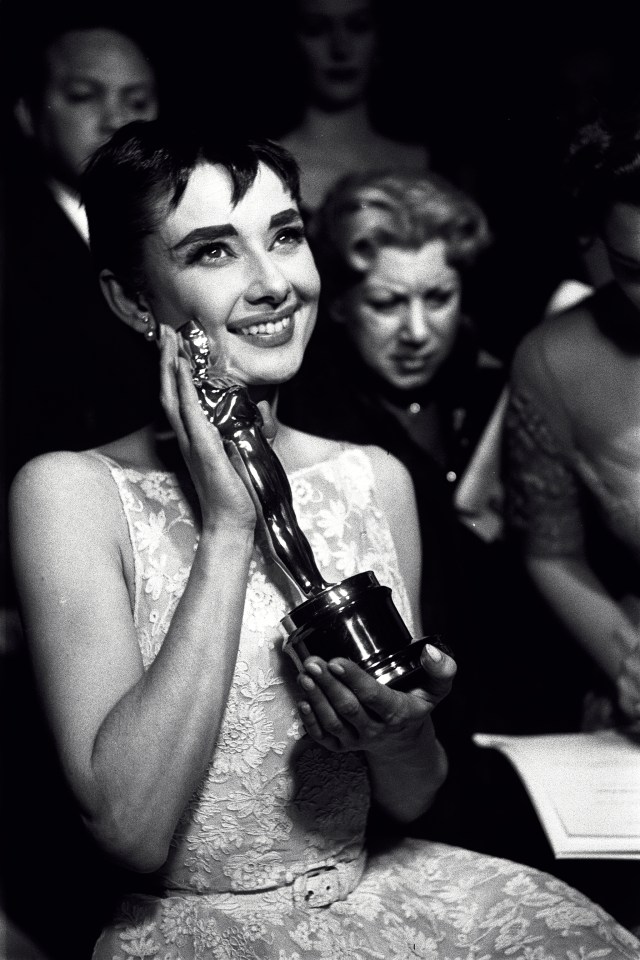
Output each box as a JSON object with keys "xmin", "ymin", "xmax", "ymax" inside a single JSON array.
[
  {"xmin": 357, "ymin": 445, "xmax": 418, "ymax": 538},
  {"xmin": 518, "ymin": 297, "xmax": 598, "ymax": 356},
  {"xmin": 9, "ymin": 450, "xmax": 124, "ymax": 545},
  {"xmin": 277, "ymin": 425, "xmax": 346, "ymax": 473},
  {"xmin": 511, "ymin": 296, "xmax": 603, "ymax": 392},
  {"xmin": 361, "ymin": 445, "xmax": 414, "ymax": 496}
]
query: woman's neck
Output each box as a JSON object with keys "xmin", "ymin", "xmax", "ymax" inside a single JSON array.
[{"xmin": 299, "ymin": 102, "xmax": 373, "ymax": 142}]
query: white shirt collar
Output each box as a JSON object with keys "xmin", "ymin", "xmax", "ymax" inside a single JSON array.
[{"xmin": 48, "ymin": 179, "xmax": 90, "ymax": 245}]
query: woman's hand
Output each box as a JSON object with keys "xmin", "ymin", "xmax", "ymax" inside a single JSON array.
[
  {"xmin": 296, "ymin": 642, "xmax": 456, "ymax": 757},
  {"xmin": 617, "ymin": 644, "xmax": 640, "ymax": 722},
  {"xmin": 159, "ymin": 326, "xmax": 256, "ymax": 532}
]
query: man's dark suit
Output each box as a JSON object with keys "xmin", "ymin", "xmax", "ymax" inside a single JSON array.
[{"xmin": 4, "ymin": 172, "xmax": 160, "ymax": 479}]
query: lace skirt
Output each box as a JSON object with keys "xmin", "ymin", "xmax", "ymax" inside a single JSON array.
[{"xmin": 92, "ymin": 839, "xmax": 640, "ymax": 960}]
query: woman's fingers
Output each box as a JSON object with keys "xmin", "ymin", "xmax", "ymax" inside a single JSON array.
[
  {"xmin": 158, "ymin": 326, "xmax": 256, "ymax": 529},
  {"xmin": 257, "ymin": 400, "xmax": 278, "ymax": 443},
  {"xmin": 159, "ymin": 326, "xmax": 190, "ymax": 452},
  {"xmin": 409, "ymin": 643, "xmax": 457, "ymax": 706},
  {"xmin": 295, "ymin": 645, "xmax": 456, "ymax": 746},
  {"xmin": 299, "ymin": 657, "xmax": 430, "ymax": 735},
  {"xmin": 324, "ymin": 658, "xmax": 414, "ymax": 725},
  {"xmin": 299, "ymin": 662, "xmax": 364, "ymax": 724}
]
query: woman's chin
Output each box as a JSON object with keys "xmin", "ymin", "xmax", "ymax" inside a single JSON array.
[
  {"xmin": 385, "ymin": 370, "xmax": 433, "ymax": 393},
  {"xmin": 232, "ymin": 352, "xmax": 304, "ymax": 393}
]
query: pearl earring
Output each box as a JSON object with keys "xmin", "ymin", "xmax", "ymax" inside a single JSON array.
[{"xmin": 141, "ymin": 314, "xmax": 156, "ymax": 341}]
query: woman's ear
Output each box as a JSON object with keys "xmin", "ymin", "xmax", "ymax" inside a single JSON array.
[
  {"xmin": 14, "ymin": 98, "xmax": 35, "ymax": 139},
  {"xmin": 100, "ymin": 269, "xmax": 155, "ymax": 337}
]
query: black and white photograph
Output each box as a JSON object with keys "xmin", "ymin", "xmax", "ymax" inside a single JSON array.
[{"xmin": 1, "ymin": 2, "xmax": 640, "ymax": 958}]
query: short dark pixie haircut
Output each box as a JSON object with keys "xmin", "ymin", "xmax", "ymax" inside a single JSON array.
[
  {"xmin": 310, "ymin": 170, "xmax": 491, "ymax": 304},
  {"xmin": 81, "ymin": 119, "xmax": 301, "ymax": 294},
  {"xmin": 566, "ymin": 101, "xmax": 640, "ymax": 240}
]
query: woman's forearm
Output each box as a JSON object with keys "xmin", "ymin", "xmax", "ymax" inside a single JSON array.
[
  {"xmin": 87, "ymin": 525, "xmax": 253, "ymax": 871},
  {"xmin": 366, "ymin": 718, "xmax": 448, "ymax": 823},
  {"xmin": 526, "ymin": 554, "xmax": 639, "ymax": 682}
]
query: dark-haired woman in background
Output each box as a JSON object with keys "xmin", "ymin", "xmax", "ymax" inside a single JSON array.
[{"xmin": 504, "ymin": 107, "xmax": 640, "ymax": 731}]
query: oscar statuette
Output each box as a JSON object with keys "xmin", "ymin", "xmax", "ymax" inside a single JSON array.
[{"xmin": 179, "ymin": 319, "xmax": 437, "ymax": 690}]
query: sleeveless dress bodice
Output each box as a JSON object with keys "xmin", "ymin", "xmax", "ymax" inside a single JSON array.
[
  {"xmin": 92, "ymin": 445, "xmax": 640, "ymax": 960},
  {"xmin": 100, "ymin": 446, "xmax": 413, "ymax": 897}
]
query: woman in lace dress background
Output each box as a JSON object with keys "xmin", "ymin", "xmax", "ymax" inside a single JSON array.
[
  {"xmin": 504, "ymin": 104, "xmax": 640, "ymax": 731},
  {"xmin": 8, "ymin": 119, "xmax": 639, "ymax": 959}
]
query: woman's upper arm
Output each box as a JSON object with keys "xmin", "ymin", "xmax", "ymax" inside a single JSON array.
[
  {"xmin": 9, "ymin": 454, "xmax": 145, "ymax": 810},
  {"xmin": 365, "ymin": 446, "xmax": 423, "ymax": 634},
  {"xmin": 504, "ymin": 330, "xmax": 584, "ymax": 558}
]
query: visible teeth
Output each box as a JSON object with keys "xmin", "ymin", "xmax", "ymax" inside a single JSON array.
[{"xmin": 240, "ymin": 316, "xmax": 292, "ymax": 335}]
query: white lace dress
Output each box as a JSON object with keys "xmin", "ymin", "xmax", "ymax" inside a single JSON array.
[{"xmin": 91, "ymin": 446, "xmax": 639, "ymax": 960}]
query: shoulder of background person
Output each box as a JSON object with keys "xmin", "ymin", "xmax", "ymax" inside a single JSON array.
[
  {"xmin": 374, "ymin": 134, "xmax": 429, "ymax": 170},
  {"xmin": 507, "ymin": 290, "xmax": 606, "ymax": 437},
  {"xmin": 3, "ymin": 175, "xmax": 95, "ymax": 317},
  {"xmin": 511, "ymin": 290, "xmax": 600, "ymax": 384}
]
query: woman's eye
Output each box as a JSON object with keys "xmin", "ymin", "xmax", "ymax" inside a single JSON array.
[
  {"xmin": 128, "ymin": 96, "xmax": 154, "ymax": 113},
  {"xmin": 367, "ymin": 297, "xmax": 401, "ymax": 313},
  {"xmin": 273, "ymin": 226, "xmax": 305, "ymax": 248},
  {"xmin": 345, "ymin": 13, "xmax": 374, "ymax": 34},
  {"xmin": 188, "ymin": 243, "xmax": 229, "ymax": 265},
  {"xmin": 426, "ymin": 289, "xmax": 455, "ymax": 308},
  {"xmin": 297, "ymin": 16, "xmax": 329, "ymax": 38},
  {"xmin": 65, "ymin": 87, "xmax": 95, "ymax": 103}
]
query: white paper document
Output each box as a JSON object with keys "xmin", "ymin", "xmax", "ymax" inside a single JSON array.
[{"xmin": 473, "ymin": 729, "xmax": 640, "ymax": 859}]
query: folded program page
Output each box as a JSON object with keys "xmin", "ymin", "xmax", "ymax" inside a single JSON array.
[{"xmin": 473, "ymin": 728, "xmax": 640, "ymax": 859}]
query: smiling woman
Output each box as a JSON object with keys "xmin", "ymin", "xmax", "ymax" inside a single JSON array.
[
  {"xmin": 7, "ymin": 120, "xmax": 640, "ymax": 959},
  {"xmin": 101, "ymin": 163, "xmax": 319, "ymax": 389}
]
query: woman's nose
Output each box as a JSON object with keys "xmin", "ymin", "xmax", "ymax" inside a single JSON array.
[
  {"xmin": 244, "ymin": 255, "xmax": 291, "ymax": 305},
  {"xmin": 99, "ymin": 97, "xmax": 128, "ymax": 135},
  {"xmin": 329, "ymin": 24, "xmax": 352, "ymax": 60},
  {"xmin": 401, "ymin": 300, "xmax": 431, "ymax": 343}
]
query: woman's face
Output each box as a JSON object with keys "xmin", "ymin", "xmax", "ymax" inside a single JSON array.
[
  {"xmin": 602, "ymin": 201, "xmax": 640, "ymax": 311},
  {"xmin": 294, "ymin": 0, "xmax": 378, "ymax": 108},
  {"xmin": 142, "ymin": 162, "xmax": 320, "ymax": 388},
  {"xmin": 341, "ymin": 240, "xmax": 462, "ymax": 391}
]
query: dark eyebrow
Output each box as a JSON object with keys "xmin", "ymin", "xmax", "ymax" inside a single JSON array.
[
  {"xmin": 170, "ymin": 210, "xmax": 301, "ymax": 256},
  {"xmin": 62, "ymin": 75, "xmax": 152, "ymax": 91},
  {"xmin": 270, "ymin": 208, "xmax": 303, "ymax": 229},
  {"xmin": 170, "ymin": 224, "xmax": 238, "ymax": 253}
]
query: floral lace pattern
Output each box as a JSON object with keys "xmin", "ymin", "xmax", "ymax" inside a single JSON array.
[
  {"xmin": 504, "ymin": 389, "xmax": 585, "ymax": 556},
  {"xmin": 93, "ymin": 447, "xmax": 639, "ymax": 959},
  {"xmin": 505, "ymin": 381, "xmax": 640, "ymax": 568}
]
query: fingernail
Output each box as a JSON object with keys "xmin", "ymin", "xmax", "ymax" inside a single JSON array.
[
  {"xmin": 298, "ymin": 701, "xmax": 312, "ymax": 714},
  {"xmin": 425, "ymin": 643, "xmax": 442, "ymax": 662},
  {"xmin": 305, "ymin": 661, "xmax": 322, "ymax": 677},
  {"xmin": 299, "ymin": 675, "xmax": 315, "ymax": 691},
  {"xmin": 328, "ymin": 660, "xmax": 345, "ymax": 676}
]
